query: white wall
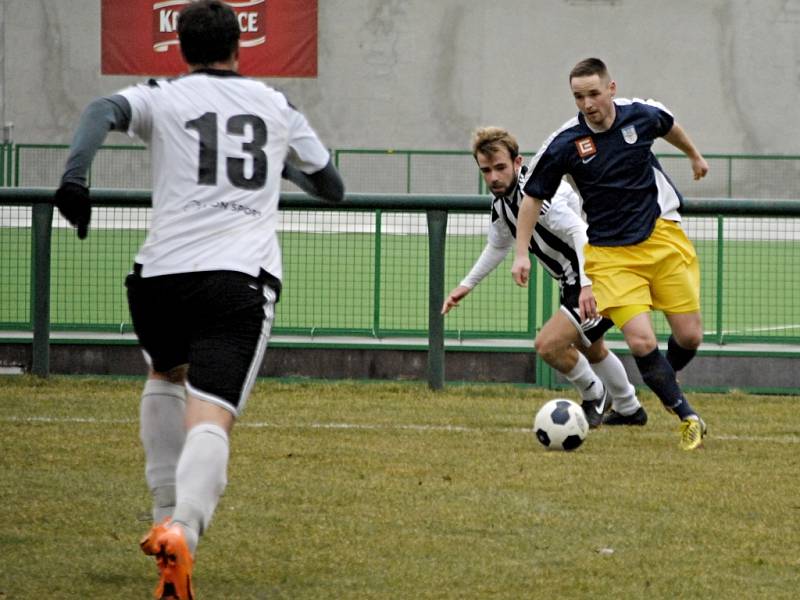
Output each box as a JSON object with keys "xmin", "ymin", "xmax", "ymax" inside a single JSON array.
[{"xmin": 1, "ymin": 0, "xmax": 798, "ymax": 154}]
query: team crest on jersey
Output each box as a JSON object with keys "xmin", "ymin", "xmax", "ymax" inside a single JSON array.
[
  {"xmin": 621, "ymin": 125, "xmax": 638, "ymax": 144},
  {"xmin": 575, "ymin": 137, "xmax": 596, "ymax": 158}
]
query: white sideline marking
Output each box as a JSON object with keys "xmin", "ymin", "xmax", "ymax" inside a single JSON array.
[
  {"xmin": 713, "ymin": 323, "xmax": 800, "ymax": 335},
  {"xmin": 3, "ymin": 415, "xmax": 800, "ymax": 444},
  {"xmin": 245, "ymin": 420, "xmax": 533, "ymax": 434}
]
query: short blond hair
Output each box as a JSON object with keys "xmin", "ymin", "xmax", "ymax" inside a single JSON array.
[{"xmin": 471, "ymin": 127, "xmax": 519, "ymax": 161}]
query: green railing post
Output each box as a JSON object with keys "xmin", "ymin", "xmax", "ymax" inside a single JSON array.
[
  {"xmin": 537, "ymin": 273, "xmax": 555, "ymax": 389},
  {"xmin": 716, "ymin": 215, "xmax": 725, "ymax": 344},
  {"xmin": 13, "ymin": 143, "xmax": 20, "ymax": 186},
  {"xmin": 373, "ymin": 209, "xmax": 382, "ymax": 337},
  {"xmin": 31, "ymin": 201, "xmax": 53, "ymax": 377},
  {"xmin": 427, "ymin": 209, "xmax": 447, "ymax": 390},
  {"xmin": 727, "ymin": 156, "xmax": 733, "ymax": 198},
  {"xmin": 5, "ymin": 143, "xmax": 12, "ymax": 186}
]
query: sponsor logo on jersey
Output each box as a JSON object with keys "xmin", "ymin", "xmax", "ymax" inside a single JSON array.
[
  {"xmin": 621, "ymin": 125, "xmax": 638, "ymax": 144},
  {"xmin": 574, "ymin": 137, "xmax": 597, "ymax": 159},
  {"xmin": 152, "ymin": 0, "xmax": 266, "ymax": 53},
  {"xmin": 183, "ymin": 199, "xmax": 262, "ymax": 218}
]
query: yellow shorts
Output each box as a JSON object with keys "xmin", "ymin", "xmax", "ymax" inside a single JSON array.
[{"xmin": 584, "ymin": 218, "xmax": 700, "ymax": 327}]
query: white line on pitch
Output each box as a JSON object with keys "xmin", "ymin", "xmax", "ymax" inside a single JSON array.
[
  {"xmin": 706, "ymin": 323, "xmax": 800, "ymax": 335},
  {"xmin": 3, "ymin": 415, "xmax": 800, "ymax": 444}
]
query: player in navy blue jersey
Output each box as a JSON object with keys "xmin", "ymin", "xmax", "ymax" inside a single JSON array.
[
  {"xmin": 443, "ymin": 127, "xmax": 644, "ymax": 428},
  {"xmin": 511, "ymin": 58, "xmax": 708, "ymax": 450}
]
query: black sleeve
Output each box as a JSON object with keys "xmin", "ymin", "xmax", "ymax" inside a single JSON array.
[
  {"xmin": 60, "ymin": 94, "xmax": 132, "ymax": 186},
  {"xmin": 282, "ymin": 158, "xmax": 345, "ymax": 203}
]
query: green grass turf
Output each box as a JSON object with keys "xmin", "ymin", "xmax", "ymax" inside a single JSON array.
[
  {"xmin": 1, "ymin": 376, "xmax": 799, "ymax": 598},
  {"xmin": 2, "ymin": 226, "xmax": 800, "ymax": 341}
]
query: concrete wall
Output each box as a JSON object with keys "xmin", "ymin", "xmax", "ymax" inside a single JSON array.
[
  {"xmin": 1, "ymin": 0, "xmax": 799, "ymax": 155},
  {"xmin": 1, "ymin": 341, "xmax": 797, "ymax": 392}
]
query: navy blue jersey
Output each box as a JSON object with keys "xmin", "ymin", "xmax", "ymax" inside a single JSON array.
[{"xmin": 523, "ymin": 98, "xmax": 684, "ymax": 246}]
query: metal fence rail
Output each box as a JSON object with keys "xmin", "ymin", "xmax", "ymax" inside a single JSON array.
[{"xmin": 8, "ymin": 143, "xmax": 800, "ymax": 198}]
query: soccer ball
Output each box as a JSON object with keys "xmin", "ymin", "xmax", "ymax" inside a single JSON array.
[{"xmin": 533, "ymin": 398, "xmax": 589, "ymax": 451}]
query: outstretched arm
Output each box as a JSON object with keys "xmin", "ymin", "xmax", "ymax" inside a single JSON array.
[
  {"xmin": 510, "ymin": 194, "xmax": 542, "ymax": 286},
  {"xmin": 441, "ymin": 242, "xmax": 509, "ymax": 314},
  {"xmin": 663, "ymin": 122, "xmax": 708, "ymax": 181}
]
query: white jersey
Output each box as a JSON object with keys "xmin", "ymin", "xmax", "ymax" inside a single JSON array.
[
  {"xmin": 460, "ymin": 176, "xmax": 591, "ymax": 289},
  {"xmin": 119, "ymin": 70, "xmax": 330, "ymax": 281}
]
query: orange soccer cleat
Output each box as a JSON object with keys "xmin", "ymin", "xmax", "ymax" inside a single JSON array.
[{"xmin": 140, "ymin": 520, "xmax": 194, "ymax": 600}]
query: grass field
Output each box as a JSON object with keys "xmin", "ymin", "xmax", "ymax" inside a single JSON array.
[{"xmin": 2, "ymin": 375, "xmax": 799, "ymax": 598}]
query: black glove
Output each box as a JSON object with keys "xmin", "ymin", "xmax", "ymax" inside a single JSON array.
[{"xmin": 54, "ymin": 182, "xmax": 91, "ymax": 240}]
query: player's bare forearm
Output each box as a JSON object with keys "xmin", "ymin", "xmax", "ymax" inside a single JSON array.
[
  {"xmin": 663, "ymin": 123, "xmax": 709, "ymax": 180},
  {"xmin": 511, "ymin": 194, "xmax": 542, "ymax": 287}
]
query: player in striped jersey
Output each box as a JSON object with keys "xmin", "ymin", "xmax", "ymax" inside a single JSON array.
[
  {"xmin": 442, "ymin": 127, "xmax": 643, "ymax": 427},
  {"xmin": 53, "ymin": 2, "xmax": 344, "ymax": 597},
  {"xmin": 512, "ymin": 58, "xmax": 708, "ymax": 450}
]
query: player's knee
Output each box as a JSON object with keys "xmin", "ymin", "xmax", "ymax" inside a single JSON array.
[
  {"xmin": 150, "ymin": 364, "xmax": 188, "ymax": 385},
  {"xmin": 674, "ymin": 329, "xmax": 703, "ymax": 350},
  {"xmin": 534, "ymin": 334, "xmax": 564, "ymax": 362},
  {"xmin": 626, "ymin": 335, "xmax": 657, "ymax": 357}
]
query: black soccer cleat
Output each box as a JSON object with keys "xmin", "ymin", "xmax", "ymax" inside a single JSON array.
[
  {"xmin": 581, "ymin": 387, "xmax": 611, "ymax": 429},
  {"xmin": 602, "ymin": 406, "xmax": 648, "ymax": 426}
]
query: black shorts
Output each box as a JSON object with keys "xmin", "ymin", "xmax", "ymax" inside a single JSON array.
[
  {"xmin": 559, "ymin": 282, "xmax": 614, "ymax": 347},
  {"xmin": 125, "ymin": 266, "xmax": 277, "ymax": 415}
]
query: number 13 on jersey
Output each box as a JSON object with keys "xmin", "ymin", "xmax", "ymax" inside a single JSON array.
[{"xmin": 185, "ymin": 112, "xmax": 268, "ymax": 190}]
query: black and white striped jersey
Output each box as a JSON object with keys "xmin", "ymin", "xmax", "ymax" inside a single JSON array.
[{"xmin": 460, "ymin": 173, "xmax": 591, "ymax": 290}]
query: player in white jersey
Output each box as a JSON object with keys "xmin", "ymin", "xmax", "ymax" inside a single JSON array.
[
  {"xmin": 442, "ymin": 127, "xmax": 644, "ymax": 427},
  {"xmin": 53, "ymin": 2, "xmax": 344, "ymax": 598}
]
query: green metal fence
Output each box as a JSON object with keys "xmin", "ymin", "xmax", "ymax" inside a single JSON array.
[
  {"xmin": 3, "ymin": 146, "xmax": 800, "ymax": 350},
  {"xmin": 13, "ymin": 143, "xmax": 800, "ymax": 197},
  {"xmin": 331, "ymin": 148, "xmax": 800, "ymax": 200},
  {"xmin": 1, "ymin": 143, "xmax": 11, "ymax": 186},
  {"xmin": 3, "ymin": 189, "xmax": 800, "ymax": 344}
]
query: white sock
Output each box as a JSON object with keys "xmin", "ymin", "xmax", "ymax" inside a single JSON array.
[
  {"xmin": 590, "ymin": 352, "xmax": 641, "ymax": 415},
  {"xmin": 564, "ymin": 352, "xmax": 605, "ymax": 401},
  {"xmin": 172, "ymin": 422, "xmax": 230, "ymax": 554},
  {"xmin": 140, "ymin": 380, "xmax": 186, "ymax": 523}
]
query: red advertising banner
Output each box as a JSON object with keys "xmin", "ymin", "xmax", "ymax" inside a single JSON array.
[{"xmin": 101, "ymin": 0, "xmax": 317, "ymax": 77}]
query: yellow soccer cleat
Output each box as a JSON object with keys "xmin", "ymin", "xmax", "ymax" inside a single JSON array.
[{"xmin": 679, "ymin": 416, "xmax": 707, "ymax": 451}]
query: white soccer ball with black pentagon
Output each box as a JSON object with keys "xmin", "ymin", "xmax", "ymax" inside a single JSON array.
[{"xmin": 533, "ymin": 398, "xmax": 589, "ymax": 451}]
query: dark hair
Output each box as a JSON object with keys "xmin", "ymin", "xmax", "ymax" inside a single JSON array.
[
  {"xmin": 569, "ymin": 57, "xmax": 610, "ymax": 82},
  {"xmin": 178, "ymin": 1, "xmax": 240, "ymax": 66}
]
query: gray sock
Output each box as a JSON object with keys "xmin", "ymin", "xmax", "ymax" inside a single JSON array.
[
  {"xmin": 172, "ymin": 422, "xmax": 229, "ymax": 554},
  {"xmin": 140, "ymin": 379, "xmax": 186, "ymax": 523}
]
